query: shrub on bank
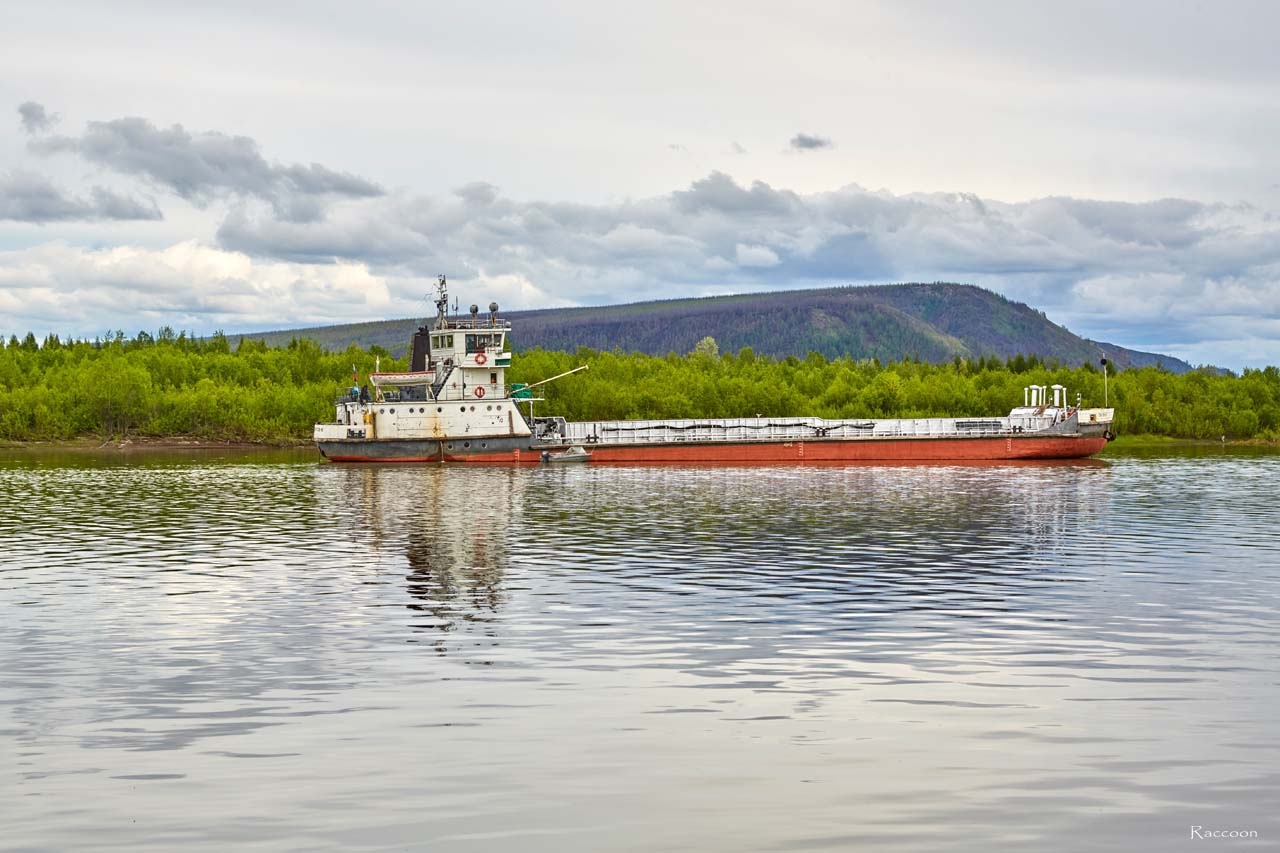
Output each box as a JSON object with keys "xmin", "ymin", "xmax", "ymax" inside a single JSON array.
[{"xmin": 1, "ymin": 332, "xmax": 1278, "ymax": 442}]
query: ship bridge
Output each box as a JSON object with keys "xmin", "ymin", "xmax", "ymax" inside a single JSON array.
[
  {"xmin": 314, "ymin": 276, "xmax": 533, "ymax": 451},
  {"xmin": 369, "ymin": 277, "xmax": 514, "ymax": 405}
]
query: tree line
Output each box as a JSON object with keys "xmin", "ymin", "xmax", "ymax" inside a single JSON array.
[
  {"xmin": 1, "ymin": 332, "xmax": 1277, "ymax": 442},
  {"xmin": 0, "ymin": 331, "xmax": 385, "ymax": 442}
]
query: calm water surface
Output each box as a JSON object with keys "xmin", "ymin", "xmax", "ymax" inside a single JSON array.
[{"xmin": 2, "ymin": 448, "xmax": 1278, "ymax": 851}]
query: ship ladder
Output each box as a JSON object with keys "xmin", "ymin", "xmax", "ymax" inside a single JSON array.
[{"xmin": 431, "ymin": 363, "xmax": 456, "ymax": 400}]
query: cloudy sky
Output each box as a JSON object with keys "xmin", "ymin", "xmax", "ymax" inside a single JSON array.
[{"xmin": 2, "ymin": 0, "xmax": 1278, "ymax": 369}]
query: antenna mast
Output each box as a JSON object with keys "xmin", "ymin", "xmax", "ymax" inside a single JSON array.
[{"xmin": 433, "ymin": 275, "xmax": 449, "ymax": 330}]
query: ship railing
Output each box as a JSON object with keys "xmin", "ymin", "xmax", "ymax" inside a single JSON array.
[
  {"xmin": 336, "ymin": 383, "xmax": 510, "ymax": 404},
  {"xmin": 558, "ymin": 415, "xmax": 1063, "ymax": 445},
  {"xmin": 443, "ymin": 318, "xmax": 512, "ymax": 330},
  {"xmin": 431, "ymin": 383, "xmax": 509, "ymax": 403}
]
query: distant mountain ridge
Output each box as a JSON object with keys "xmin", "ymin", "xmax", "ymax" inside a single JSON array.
[{"xmin": 245, "ymin": 282, "xmax": 1192, "ymax": 373}]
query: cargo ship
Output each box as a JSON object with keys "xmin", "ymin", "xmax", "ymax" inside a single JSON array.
[{"xmin": 313, "ymin": 277, "xmax": 1115, "ymax": 464}]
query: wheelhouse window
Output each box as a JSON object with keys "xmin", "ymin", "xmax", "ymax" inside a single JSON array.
[
  {"xmin": 466, "ymin": 333, "xmax": 503, "ymax": 354},
  {"xmin": 431, "ymin": 334, "xmax": 454, "ymax": 350}
]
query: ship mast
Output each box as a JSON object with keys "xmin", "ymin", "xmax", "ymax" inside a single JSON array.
[{"xmin": 433, "ymin": 275, "xmax": 450, "ymax": 330}]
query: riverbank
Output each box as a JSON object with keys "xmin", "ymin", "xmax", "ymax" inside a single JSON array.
[
  {"xmin": 1103, "ymin": 433, "xmax": 1280, "ymax": 449},
  {"xmin": 0, "ymin": 436, "xmax": 313, "ymax": 454}
]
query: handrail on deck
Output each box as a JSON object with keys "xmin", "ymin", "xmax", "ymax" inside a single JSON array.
[{"xmin": 555, "ymin": 415, "xmax": 1057, "ymax": 445}]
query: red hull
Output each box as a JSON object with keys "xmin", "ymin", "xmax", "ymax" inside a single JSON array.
[
  {"xmin": 580, "ymin": 435, "xmax": 1105, "ymax": 463},
  {"xmin": 428, "ymin": 435, "xmax": 1109, "ymax": 465}
]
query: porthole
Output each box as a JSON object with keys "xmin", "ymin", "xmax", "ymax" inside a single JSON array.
[
  {"xmin": 481, "ymin": 442, "xmax": 488, "ymax": 448},
  {"xmin": 379, "ymin": 408, "xmax": 385, "ymax": 414},
  {"xmin": 486, "ymin": 405, "xmax": 492, "ymax": 411},
  {"xmin": 463, "ymin": 441, "xmax": 471, "ymax": 448},
  {"xmin": 470, "ymin": 405, "xmax": 476, "ymax": 411},
  {"xmin": 437, "ymin": 407, "xmax": 443, "ymax": 412}
]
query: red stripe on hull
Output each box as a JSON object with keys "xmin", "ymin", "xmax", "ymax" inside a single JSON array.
[
  {"xmin": 437, "ymin": 435, "xmax": 1107, "ymax": 464},
  {"xmin": 575, "ymin": 436, "xmax": 1107, "ymax": 464},
  {"xmin": 442, "ymin": 453, "xmax": 540, "ymax": 465},
  {"xmin": 325, "ymin": 436, "xmax": 1107, "ymax": 464},
  {"xmin": 323, "ymin": 455, "xmax": 440, "ymax": 463}
]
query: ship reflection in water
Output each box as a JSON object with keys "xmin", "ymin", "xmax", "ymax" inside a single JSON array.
[
  {"xmin": 332, "ymin": 460, "xmax": 1117, "ymax": 659},
  {"xmin": 8, "ymin": 452, "xmax": 1277, "ymax": 852},
  {"xmin": 333, "ymin": 465, "xmax": 522, "ymax": 651}
]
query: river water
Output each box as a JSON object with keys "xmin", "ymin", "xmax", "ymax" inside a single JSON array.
[{"xmin": 2, "ymin": 448, "xmax": 1277, "ymax": 851}]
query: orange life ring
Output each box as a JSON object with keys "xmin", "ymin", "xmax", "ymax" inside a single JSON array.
[
  {"xmin": 474, "ymin": 386, "xmax": 486, "ymax": 398},
  {"xmin": 475, "ymin": 352, "xmax": 487, "ymax": 365}
]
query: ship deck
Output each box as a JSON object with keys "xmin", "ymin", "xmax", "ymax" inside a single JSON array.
[{"xmin": 553, "ymin": 414, "xmax": 1059, "ymax": 446}]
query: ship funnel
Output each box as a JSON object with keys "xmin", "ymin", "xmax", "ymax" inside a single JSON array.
[{"xmin": 409, "ymin": 325, "xmax": 430, "ymax": 371}]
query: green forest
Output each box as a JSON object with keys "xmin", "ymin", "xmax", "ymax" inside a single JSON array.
[{"xmin": 1, "ymin": 331, "xmax": 1278, "ymax": 444}]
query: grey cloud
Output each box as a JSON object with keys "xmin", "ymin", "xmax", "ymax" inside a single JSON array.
[
  {"xmin": 216, "ymin": 203, "xmax": 432, "ymax": 264},
  {"xmin": 790, "ymin": 133, "xmax": 832, "ymax": 151},
  {"xmin": 1024, "ymin": 197, "xmax": 1207, "ymax": 249},
  {"xmin": 18, "ymin": 102, "xmax": 57, "ymax": 135},
  {"xmin": 0, "ymin": 172, "xmax": 162, "ymax": 222},
  {"xmin": 32, "ymin": 115, "xmax": 383, "ymax": 220},
  {"xmin": 454, "ymin": 182, "xmax": 499, "ymax": 206},
  {"xmin": 87, "ymin": 186, "xmax": 165, "ymax": 221},
  {"xmin": 787, "ymin": 230, "xmax": 891, "ymax": 280},
  {"xmin": 6, "ymin": 168, "xmax": 1279, "ymax": 367},
  {"xmin": 277, "ymin": 162, "xmax": 384, "ymax": 198},
  {"xmin": 209, "ymin": 170, "xmax": 1280, "ymax": 366},
  {"xmin": 211, "ymin": 172, "xmax": 1280, "ymax": 294},
  {"xmin": 673, "ymin": 171, "xmax": 799, "ymax": 215}
]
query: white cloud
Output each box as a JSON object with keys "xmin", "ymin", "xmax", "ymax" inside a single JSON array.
[
  {"xmin": 5, "ymin": 89, "xmax": 1280, "ymax": 369},
  {"xmin": 735, "ymin": 243, "xmax": 780, "ymax": 267},
  {"xmin": 463, "ymin": 271, "xmax": 577, "ymax": 313},
  {"xmin": 204, "ymin": 176, "xmax": 1280, "ymax": 366},
  {"xmin": 6, "ymin": 165, "xmax": 1280, "ymax": 369},
  {"xmin": 0, "ymin": 241, "xmax": 393, "ymax": 335}
]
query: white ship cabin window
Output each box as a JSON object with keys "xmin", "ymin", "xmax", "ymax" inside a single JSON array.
[
  {"xmin": 465, "ymin": 333, "xmax": 503, "ymax": 354},
  {"xmin": 431, "ymin": 334, "xmax": 454, "ymax": 351}
]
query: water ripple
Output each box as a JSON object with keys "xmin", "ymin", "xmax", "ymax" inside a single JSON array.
[{"xmin": 2, "ymin": 450, "xmax": 1278, "ymax": 851}]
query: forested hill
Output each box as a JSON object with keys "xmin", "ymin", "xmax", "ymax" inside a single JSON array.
[{"xmin": 247, "ymin": 283, "xmax": 1191, "ymax": 373}]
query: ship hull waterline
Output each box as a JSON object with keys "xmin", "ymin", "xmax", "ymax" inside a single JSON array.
[{"xmin": 317, "ymin": 434, "xmax": 1109, "ymax": 464}]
